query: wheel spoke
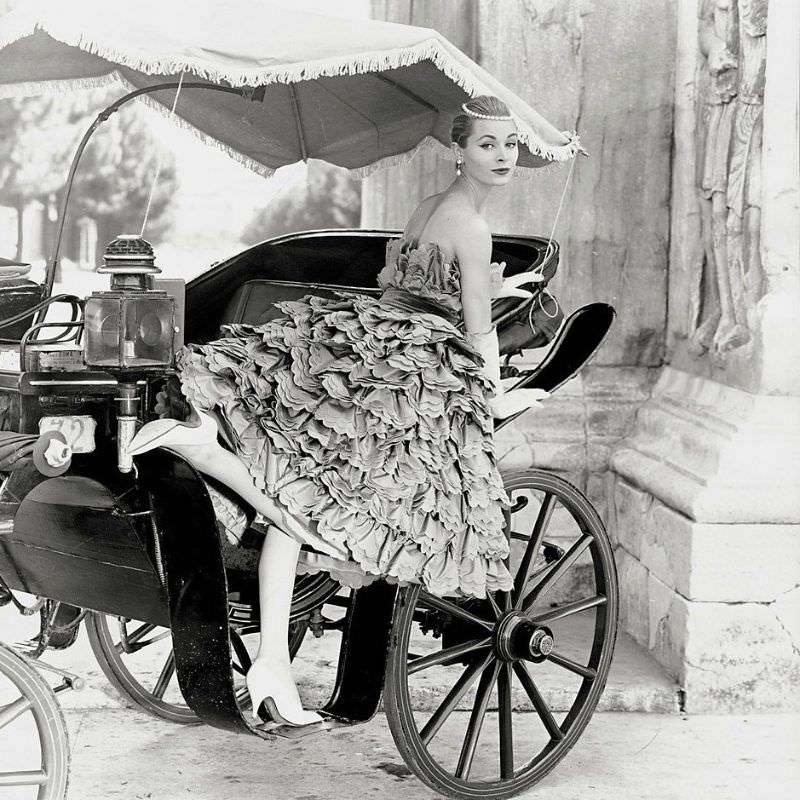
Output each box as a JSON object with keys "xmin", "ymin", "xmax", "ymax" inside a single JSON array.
[
  {"xmin": 115, "ymin": 621, "xmax": 157, "ymax": 653},
  {"xmin": 530, "ymin": 595, "xmax": 607, "ymax": 626},
  {"xmin": 522, "ymin": 534, "xmax": 592, "ymax": 610},
  {"xmin": 455, "ymin": 661, "xmax": 501, "ymax": 780},
  {"xmin": 420, "ymin": 653, "xmax": 492, "ymax": 746},
  {"xmin": 497, "ymin": 662, "xmax": 514, "ymax": 779},
  {"xmin": 513, "ymin": 662, "xmax": 564, "ymax": 742},
  {"xmin": 547, "ymin": 650, "xmax": 597, "ymax": 680},
  {"xmin": 418, "ymin": 593, "xmax": 494, "ymax": 631},
  {"xmin": 125, "ymin": 621, "xmax": 158, "ymax": 645},
  {"xmin": 0, "ymin": 769, "xmax": 48, "ymax": 787},
  {"xmin": 486, "ymin": 591, "xmax": 502, "ymax": 619},
  {"xmin": 0, "ymin": 696, "xmax": 32, "ymax": 729},
  {"xmin": 151, "ymin": 652, "xmax": 176, "ymax": 700},
  {"xmin": 513, "ymin": 492, "xmax": 555, "ymax": 609},
  {"xmin": 230, "ymin": 629, "xmax": 253, "ymax": 673},
  {"xmin": 408, "ymin": 636, "xmax": 492, "ymax": 675}
]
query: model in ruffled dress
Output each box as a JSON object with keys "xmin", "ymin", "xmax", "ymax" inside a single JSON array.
[{"xmin": 129, "ymin": 95, "xmax": 548, "ymax": 727}]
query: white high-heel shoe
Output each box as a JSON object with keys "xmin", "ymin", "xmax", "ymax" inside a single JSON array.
[
  {"xmin": 128, "ymin": 405, "xmax": 219, "ymax": 457},
  {"xmin": 246, "ymin": 660, "xmax": 322, "ymax": 727}
]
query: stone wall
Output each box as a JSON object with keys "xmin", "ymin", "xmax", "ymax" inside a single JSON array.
[
  {"xmin": 365, "ymin": 0, "xmax": 675, "ymax": 515},
  {"xmin": 610, "ymin": 0, "xmax": 800, "ymax": 711}
]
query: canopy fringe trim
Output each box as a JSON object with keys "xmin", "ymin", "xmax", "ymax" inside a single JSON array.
[
  {"xmin": 0, "ymin": 74, "xmax": 119, "ymax": 99},
  {"xmin": 4, "ymin": 18, "xmax": 581, "ymax": 163},
  {"xmin": 346, "ymin": 136, "xmax": 445, "ymax": 178}
]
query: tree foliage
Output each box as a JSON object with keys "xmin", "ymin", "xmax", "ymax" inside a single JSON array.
[
  {"xmin": 0, "ymin": 88, "xmax": 178, "ymax": 258},
  {"xmin": 241, "ymin": 160, "xmax": 361, "ymax": 245},
  {"xmin": 0, "ymin": 95, "xmax": 79, "ymax": 202}
]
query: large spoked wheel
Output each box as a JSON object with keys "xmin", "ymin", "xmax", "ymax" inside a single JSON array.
[
  {"xmin": 0, "ymin": 643, "xmax": 70, "ymax": 800},
  {"xmin": 85, "ymin": 613, "xmax": 201, "ymax": 724},
  {"xmin": 85, "ymin": 572, "xmax": 338, "ymax": 724},
  {"xmin": 384, "ymin": 469, "xmax": 618, "ymax": 799}
]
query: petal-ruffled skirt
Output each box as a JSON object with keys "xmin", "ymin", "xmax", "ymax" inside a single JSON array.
[{"xmin": 176, "ymin": 293, "xmax": 512, "ymax": 598}]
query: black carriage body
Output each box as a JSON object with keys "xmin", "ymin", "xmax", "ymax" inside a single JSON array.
[
  {"xmin": 0, "ymin": 226, "xmax": 610, "ymax": 628},
  {"xmin": 0, "ymin": 229, "xmax": 550, "ymax": 619},
  {"xmin": 3, "ymin": 229, "xmax": 537, "ymax": 727},
  {"xmin": 0, "ymin": 455, "xmax": 169, "ymax": 627}
]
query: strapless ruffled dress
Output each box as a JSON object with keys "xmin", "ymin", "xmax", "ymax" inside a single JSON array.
[{"xmin": 176, "ymin": 240, "xmax": 512, "ymax": 598}]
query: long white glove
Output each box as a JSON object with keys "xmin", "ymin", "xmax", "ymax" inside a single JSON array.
[
  {"xmin": 470, "ymin": 327, "xmax": 549, "ymax": 420},
  {"xmin": 489, "ymin": 261, "xmax": 544, "ymax": 300}
]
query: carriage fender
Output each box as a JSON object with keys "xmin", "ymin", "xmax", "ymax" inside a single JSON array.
[
  {"xmin": 134, "ymin": 448, "xmax": 250, "ymax": 733},
  {"xmin": 137, "ymin": 448, "xmax": 401, "ymax": 730}
]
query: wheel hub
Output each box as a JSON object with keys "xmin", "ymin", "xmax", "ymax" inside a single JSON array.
[{"xmin": 494, "ymin": 612, "xmax": 555, "ymax": 663}]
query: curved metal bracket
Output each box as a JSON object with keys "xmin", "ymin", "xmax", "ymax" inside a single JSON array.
[{"xmin": 40, "ymin": 81, "xmax": 252, "ymax": 316}]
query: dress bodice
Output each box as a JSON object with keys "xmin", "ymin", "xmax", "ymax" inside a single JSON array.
[{"xmin": 378, "ymin": 239, "xmax": 462, "ymax": 317}]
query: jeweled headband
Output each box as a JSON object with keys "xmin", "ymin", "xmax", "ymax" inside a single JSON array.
[{"xmin": 460, "ymin": 102, "xmax": 513, "ymax": 121}]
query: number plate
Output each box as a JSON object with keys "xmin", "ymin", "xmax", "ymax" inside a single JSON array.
[{"xmin": 39, "ymin": 415, "xmax": 97, "ymax": 453}]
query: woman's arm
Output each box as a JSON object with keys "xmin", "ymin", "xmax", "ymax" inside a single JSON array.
[
  {"xmin": 453, "ymin": 215, "xmax": 493, "ymax": 335},
  {"xmin": 453, "ymin": 213, "xmax": 548, "ymax": 420}
]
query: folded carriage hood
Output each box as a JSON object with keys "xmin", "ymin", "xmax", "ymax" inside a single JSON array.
[{"xmin": 183, "ymin": 228, "xmax": 554, "ymax": 344}]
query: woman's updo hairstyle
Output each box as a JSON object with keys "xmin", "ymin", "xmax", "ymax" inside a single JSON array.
[{"xmin": 450, "ymin": 95, "xmax": 513, "ymax": 147}]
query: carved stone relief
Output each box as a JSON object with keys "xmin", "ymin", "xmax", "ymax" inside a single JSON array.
[{"xmin": 690, "ymin": 0, "xmax": 768, "ymax": 356}]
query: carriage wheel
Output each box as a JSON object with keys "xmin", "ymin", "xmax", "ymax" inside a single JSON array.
[
  {"xmin": 86, "ymin": 613, "xmax": 202, "ymax": 724},
  {"xmin": 384, "ymin": 469, "xmax": 618, "ymax": 799},
  {"xmin": 84, "ymin": 573, "xmax": 337, "ymax": 724},
  {"xmin": 0, "ymin": 643, "xmax": 70, "ymax": 800},
  {"xmin": 85, "ymin": 613, "xmax": 309, "ymax": 724}
]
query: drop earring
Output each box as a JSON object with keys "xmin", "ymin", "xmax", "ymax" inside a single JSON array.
[{"xmin": 456, "ymin": 159, "xmax": 463, "ymax": 176}]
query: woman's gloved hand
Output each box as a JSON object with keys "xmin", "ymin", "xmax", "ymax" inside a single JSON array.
[
  {"xmin": 469, "ymin": 327, "xmax": 549, "ymax": 419},
  {"xmin": 489, "ymin": 261, "xmax": 544, "ymax": 300}
]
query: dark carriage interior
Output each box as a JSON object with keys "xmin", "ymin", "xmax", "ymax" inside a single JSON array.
[{"xmin": 184, "ymin": 230, "xmax": 555, "ymax": 344}]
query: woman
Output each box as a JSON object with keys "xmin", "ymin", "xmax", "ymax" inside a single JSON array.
[{"xmin": 129, "ymin": 95, "xmax": 548, "ymax": 727}]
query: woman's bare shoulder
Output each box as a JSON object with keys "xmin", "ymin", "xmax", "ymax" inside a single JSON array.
[
  {"xmin": 436, "ymin": 199, "xmax": 490, "ymax": 257},
  {"xmin": 432, "ymin": 195, "xmax": 490, "ymax": 241}
]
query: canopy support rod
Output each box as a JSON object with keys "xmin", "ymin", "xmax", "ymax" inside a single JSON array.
[
  {"xmin": 288, "ymin": 85, "xmax": 309, "ymax": 162},
  {"xmin": 39, "ymin": 81, "xmax": 249, "ymax": 316}
]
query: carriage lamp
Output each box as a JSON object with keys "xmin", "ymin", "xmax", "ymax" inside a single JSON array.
[
  {"xmin": 83, "ymin": 235, "xmax": 177, "ymax": 473},
  {"xmin": 83, "ymin": 235, "xmax": 176, "ymax": 369}
]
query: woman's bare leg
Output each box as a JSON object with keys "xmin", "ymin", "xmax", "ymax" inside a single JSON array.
[
  {"xmin": 167, "ymin": 441, "xmax": 309, "ymax": 541},
  {"xmin": 248, "ymin": 526, "xmax": 322, "ymax": 723},
  {"xmin": 167, "ymin": 440, "xmax": 321, "ymax": 724}
]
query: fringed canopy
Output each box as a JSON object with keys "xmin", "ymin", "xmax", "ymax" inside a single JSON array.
[{"xmin": 0, "ymin": 0, "xmax": 580, "ymax": 177}]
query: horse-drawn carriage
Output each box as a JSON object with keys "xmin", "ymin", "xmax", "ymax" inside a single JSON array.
[{"xmin": 0, "ymin": 3, "xmax": 618, "ymax": 798}]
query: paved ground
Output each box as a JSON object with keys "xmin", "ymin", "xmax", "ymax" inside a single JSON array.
[
  {"xmin": 59, "ymin": 708, "xmax": 800, "ymax": 800},
  {"xmin": 3, "ymin": 604, "xmax": 799, "ymax": 799}
]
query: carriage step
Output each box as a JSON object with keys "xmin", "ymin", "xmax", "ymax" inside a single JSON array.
[{"xmin": 251, "ymin": 713, "xmax": 359, "ymax": 740}]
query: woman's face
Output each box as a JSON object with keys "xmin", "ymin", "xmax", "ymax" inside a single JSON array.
[{"xmin": 456, "ymin": 119, "xmax": 519, "ymax": 187}]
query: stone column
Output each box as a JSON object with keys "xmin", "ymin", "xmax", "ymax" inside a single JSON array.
[{"xmin": 611, "ymin": 0, "xmax": 800, "ymax": 711}]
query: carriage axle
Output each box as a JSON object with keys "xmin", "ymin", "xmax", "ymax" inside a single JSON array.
[{"xmin": 494, "ymin": 613, "xmax": 554, "ymax": 663}]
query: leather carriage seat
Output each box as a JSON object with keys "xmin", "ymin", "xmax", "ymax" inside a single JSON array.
[{"xmin": 223, "ymin": 279, "xmax": 381, "ymax": 326}]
